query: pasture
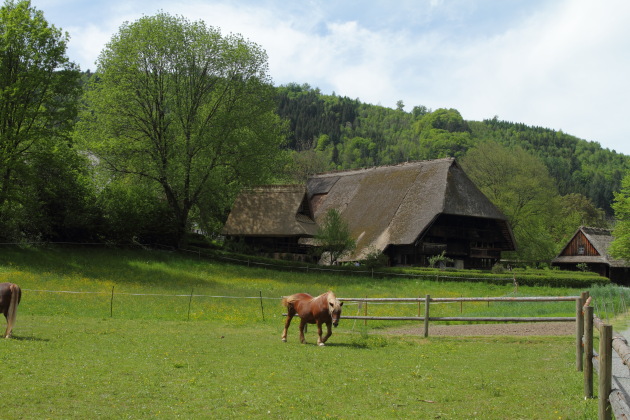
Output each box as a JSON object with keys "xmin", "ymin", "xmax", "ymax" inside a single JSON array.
[{"xmin": 0, "ymin": 246, "xmax": 602, "ymax": 418}]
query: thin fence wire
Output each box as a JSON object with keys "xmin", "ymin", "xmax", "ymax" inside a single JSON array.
[{"xmin": 22, "ymin": 288, "xmax": 283, "ymax": 300}]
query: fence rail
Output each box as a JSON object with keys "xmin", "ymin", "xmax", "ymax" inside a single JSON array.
[{"xmin": 339, "ymin": 296, "xmax": 578, "ymax": 303}]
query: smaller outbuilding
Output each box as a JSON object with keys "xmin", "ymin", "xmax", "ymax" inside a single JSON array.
[
  {"xmin": 221, "ymin": 185, "xmax": 317, "ymax": 261},
  {"xmin": 551, "ymin": 226, "xmax": 630, "ymax": 285}
]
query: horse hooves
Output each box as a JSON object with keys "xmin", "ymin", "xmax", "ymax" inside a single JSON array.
[
  {"xmin": 318, "ymin": 342, "xmax": 325, "ymax": 347},
  {"xmin": 281, "ymin": 338, "xmax": 287, "ymax": 342}
]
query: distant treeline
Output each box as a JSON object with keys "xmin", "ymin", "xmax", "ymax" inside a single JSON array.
[{"xmin": 275, "ymin": 83, "xmax": 629, "ymax": 214}]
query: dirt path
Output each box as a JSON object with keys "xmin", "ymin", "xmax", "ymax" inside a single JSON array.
[{"xmin": 383, "ymin": 322, "xmax": 575, "ymax": 337}]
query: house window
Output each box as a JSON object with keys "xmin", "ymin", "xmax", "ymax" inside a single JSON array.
[{"xmin": 578, "ymin": 245, "xmax": 585, "ymax": 255}]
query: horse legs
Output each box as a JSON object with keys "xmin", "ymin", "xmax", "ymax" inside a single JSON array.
[
  {"xmin": 298, "ymin": 318, "xmax": 308, "ymax": 344},
  {"xmin": 281, "ymin": 306, "xmax": 296, "ymax": 342},
  {"xmin": 317, "ymin": 321, "xmax": 332, "ymax": 346},
  {"xmin": 316, "ymin": 320, "xmax": 324, "ymax": 346},
  {"xmin": 2, "ymin": 313, "xmax": 8, "ymax": 339}
]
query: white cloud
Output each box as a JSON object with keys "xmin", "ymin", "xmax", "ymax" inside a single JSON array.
[{"xmin": 38, "ymin": 0, "xmax": 630, "ymax": 154}]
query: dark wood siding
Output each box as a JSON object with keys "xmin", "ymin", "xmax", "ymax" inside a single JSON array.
[{"xmin": 560, "ymin": 232, "xmax": 600, "ymax": 257}]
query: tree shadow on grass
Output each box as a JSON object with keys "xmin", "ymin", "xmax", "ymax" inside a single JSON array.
[
  {"xmin": 7, "ymin": 334, "xmax": 50, "ymax": 342},
  {"xmin": 0, "ymin": 245, "xmax": 221, "ymax": 290}
]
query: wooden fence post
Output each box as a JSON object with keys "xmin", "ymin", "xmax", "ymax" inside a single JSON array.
[
  {"xmin": 259, "ymin": 291, "xmax": 265, "ymax": 321},
  {"xmin": 110, "ymin": 286, "xmax": 115, "ymax": 318},
  {"xmin": 576, "ymin": 296, "xmax": 584, "ymax": 371},
  {"xmin": 187, "ymin": 288, "xmax": 194, "ymax": 321},
  {"xmin": 424, "ymin": 294, "xmax": 430, "ymax": 338},
  {"xmin": 584, "ymin": 305, "xmax": 594, "ymax": 399},
  {"xmin": 599, "ymin": 324, "xmax": 613, "ymax": 420}
]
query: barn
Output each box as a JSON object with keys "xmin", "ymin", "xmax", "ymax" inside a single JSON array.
[
  {"xmin": 221, "ymin": 185, "xmax": 318, "ymax": 261},
  {"xmin": 222, "ymin": 158, "xmax": 516, "ymax": 268},
  {"xmin": 307, "ymin": 158, "xmax": 516, "ymax": 268},
  {"xmin": 551, "ymin": 226, "xmax": 630, "ymax": 284}
]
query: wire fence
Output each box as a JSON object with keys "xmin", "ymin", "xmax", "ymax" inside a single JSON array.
[{"xmin": 3, "ymin": 241, "xmax": 630, "ymax": 323}]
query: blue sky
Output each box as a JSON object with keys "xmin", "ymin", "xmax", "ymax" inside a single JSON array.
[{"xmin": 33, "ymin": 0, "xmax": 630, "ymax": 155}]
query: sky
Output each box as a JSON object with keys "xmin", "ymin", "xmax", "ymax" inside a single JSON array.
[{"xmin": 32, "ymin": 0, "xmax": 630, "ymax": 155}]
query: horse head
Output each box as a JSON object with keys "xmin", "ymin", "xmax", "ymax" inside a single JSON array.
[{"xmin": 327, "ymin": 292, "xmax": 343, "ymax": 327}]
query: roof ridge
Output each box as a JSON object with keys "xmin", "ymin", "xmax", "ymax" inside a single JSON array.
[
  {"xmin": 245, "ymin": 185, "xmax": 305, "ymax": 192},
  {"xmin": 581, "ymin": 226, "xmax": 611, "ymax": 234},
  {"xmin": 310, "ymin": 157, "xmax": 455, "ymax": 178}
]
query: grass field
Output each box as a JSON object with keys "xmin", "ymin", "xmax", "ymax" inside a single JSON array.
[{"xmin": 0, "ymin": 246, "xmax": 603, "ymax": 418}]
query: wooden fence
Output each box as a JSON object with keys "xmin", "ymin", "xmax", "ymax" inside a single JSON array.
[
  {"xmin": 297, "ymin": 291, "xmax": 630, "ymax": 419},
  {"xmin": 338, "ymin": 294, "xmax": 580, "ymax": 339},
  {"xmin": 581, "ymin": 292, "xmax": 630, "ymax": 420}
]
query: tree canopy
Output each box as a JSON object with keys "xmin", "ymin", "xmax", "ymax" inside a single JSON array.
[
  {"xmin": 461, "ymin": 141, "xmax": 561, "ymax": 262},
  {"xmin": 611, "ymin": 173, "xmax": 630, "ymax": 260},
  {"xmin": 0, "ymin": 0, "xmax": 88, "ymax": 241},
  {"xmin": 314, "ymin": 209, "xmax": 355, "ymax": 265},
  {"xmin": 77, "ymin": 12, "xmax": 287, "ymax": 246}
]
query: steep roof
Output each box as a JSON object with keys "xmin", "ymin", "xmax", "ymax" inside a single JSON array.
[
  {"xmin": 222, "ymin": 185, "xmax": 317, "ymax": 237},
  {"xmin": 553, "ymin": 226, "xmax": 629, "ymax": 268},
  {"xmin": 307, "ymin": 158, "xmax": 514, "ymax": 259}
]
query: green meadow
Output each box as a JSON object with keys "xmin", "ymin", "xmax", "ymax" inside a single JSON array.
[{"xmin": 0, "ymin": 246, "xmax": 602, "ymax": 418}]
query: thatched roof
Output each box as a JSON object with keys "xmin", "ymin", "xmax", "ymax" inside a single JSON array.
[
  {"xmin": 553, "ymin": 226, "xmax": 629, "ymax": 268},
  {"xmin": 222, "ymin": 185, "xmax": 317, "ymax": 237},
  {"xmin": 307, "ymin": 158, "xmax": 515, "ymax": 260}
]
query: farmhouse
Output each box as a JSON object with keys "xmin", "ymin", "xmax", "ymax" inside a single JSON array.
[
  {"xmin": 307, "ymin": 158, "xmax": 515, "ymax": 268},
  {"xmin": 551, "ymin": 226, "xmax": 630, "ymax": 284},
  {"xmin": 222, "ymin": 158, "xmax": 516, "ymax": 268},
  {"xmin": 221, "ymin": 185, "xmax": 317, "ymax": 261}
]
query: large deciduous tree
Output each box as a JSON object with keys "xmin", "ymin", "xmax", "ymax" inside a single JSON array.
[
  {"xmin": 0, "ymin": 0, "xmax": 83, "ymax": 239},
  {"xmin": 461, "ymin": 141, "xmax": 561, "ymax": 263},
  {"xmin": 78, "ymin": 13, "xmax": 287, "ymax": 246}
]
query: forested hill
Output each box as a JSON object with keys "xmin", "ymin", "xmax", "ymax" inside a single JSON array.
[{"xmin": 275, "ymin": 83, "xmax": 629, "ymax": 214}]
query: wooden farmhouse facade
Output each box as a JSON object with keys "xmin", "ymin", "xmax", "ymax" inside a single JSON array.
[
  {"xmin": 222, "ymin": 158, "xmax": 517, "ymax": 268},
  {"xmin": 552, "ymin": 226, "xmax": 630, "ymax": 284}
]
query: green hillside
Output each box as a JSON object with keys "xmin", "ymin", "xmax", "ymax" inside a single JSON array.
[{"xmin": 276, "ymin": 83, "xmax": 629, "ymax": 215}]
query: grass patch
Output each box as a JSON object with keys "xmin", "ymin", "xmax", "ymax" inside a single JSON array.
[
  {"xmin": 2, "ymin": 316, "xmax": 596, "ymax": 419},
  {"xmin": 0, "ymin": 246, "xmax": 590, "ymax": 327},
  {"xmin": 0, "ymin": 246, "xmax": 604, "ymax": 418}
]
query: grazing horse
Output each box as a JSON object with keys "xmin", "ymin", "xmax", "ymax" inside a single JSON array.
[
  {"xmin": 0, "ymin": 282, "xmax": 21, "ymax": 338},
  {"xmin": 281, "ymin": 291, "xmax": 343, "ymax": 346}
]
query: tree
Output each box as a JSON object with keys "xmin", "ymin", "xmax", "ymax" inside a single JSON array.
[
  {"xmin": 554, "ymin": 193, "xmax": 608, "ymax": 242},
  {"xmin": 77, "ymin": 12, "xmax": 287, "ymax": 246},
  {"xmin": 611, "ymin": 172, "xmax": 630, "ymax": 260},
  {"xmin": 0, "ymin": 0, "xmax": 81, "ymax": 238},
  {"xmin": 314, "ymin": 209, "xmax": 355, "ymax": 265},
  {"xmin": 285, "ymin": 149, "xmax": 329, "ymax": 183},
  {"xmin": 461, "ymin": 141, "xmax": 561, "ymax": 262}
]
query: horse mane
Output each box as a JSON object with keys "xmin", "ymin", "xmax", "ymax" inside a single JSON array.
[{"xmin": 324, "ymin": 291, "xmax": 342, "ymax": 313}]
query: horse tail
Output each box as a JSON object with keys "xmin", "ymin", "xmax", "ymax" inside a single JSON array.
[
  {"xmin": 5, "ymin": 283, "xmax": 20, "ymax": 338},
  {"xmin": 282, "ymin": 294, "xmax": 299, "ymax": 308}
]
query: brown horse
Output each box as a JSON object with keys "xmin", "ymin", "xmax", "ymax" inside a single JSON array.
[
  {"xmin": 0, "ymin": 283, "xmax": 21, "ymax": 338},
  {"xmin": 281, "ymin": 291, "xmax": 343, "ymax": 346}
]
